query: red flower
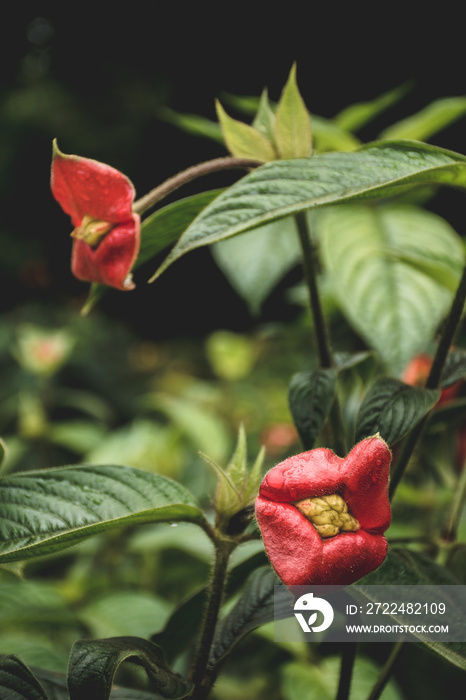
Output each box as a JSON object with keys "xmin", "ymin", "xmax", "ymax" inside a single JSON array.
[
  {"xmin": 51, "ymin": 141, "xmax": 140, "ymax": 290},
  {"xmin": 255, "ymin": 436, "xmax": 391, "ymax": 586}
]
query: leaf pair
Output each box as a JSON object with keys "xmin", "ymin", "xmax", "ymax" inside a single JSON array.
[
  {"xmin": 216, "ymin": 64, "xmax": 312, "ymax": 162},
  {"xmin": 0, "ymin": 639, "xmax": 190, "ymax": 700}
]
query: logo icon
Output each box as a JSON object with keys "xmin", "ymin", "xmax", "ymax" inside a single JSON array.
[{"xmin": 293, "ymin": 592, "xmax": 334, "ymax": 633}]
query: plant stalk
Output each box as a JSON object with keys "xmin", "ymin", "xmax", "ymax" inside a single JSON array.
[
  {"xmin": 295, "ymin": 212, "xmax": 333, "ymax": 369},
  {"xmin": 188, "ymin": 538, "xmax": 236, "ymax": 698},
  {"xmin": 295, "ymin": 212, "xmax": 346, "ymax": 455},
  {"xmin": 389, "ymin": 261, "xmax": 466, "ymax": 500},
  {"xmin": 365, "ymin": 640, "xmax": 404, "ymax": 700},
  {"xmin": 336, "ymin": 643, "xmax": 357, "ymax": 700},
  {"xmin": 442, "ymin": 462, "xmax": 466, "ymax": 542},
  {"xmin": 133, "ymin": 157, "xmax": 261, "ymax": 215}
]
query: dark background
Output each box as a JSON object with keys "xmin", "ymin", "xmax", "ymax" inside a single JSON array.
[{"xmin": 2, "ymin": 6, "xmax": 465, "ymax": 338}]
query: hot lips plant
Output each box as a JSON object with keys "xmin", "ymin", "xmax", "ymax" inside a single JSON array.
[
  {"xmin": 51, "ymin": 141, "xmax": 140, "ymax": 290},
  {"xmin": 256, "ymin": 436, "xmax": 391, "ymax": 586},
  {"xmin": 2, "ymin": 68, "xmax": 466, "ymax": 699}
]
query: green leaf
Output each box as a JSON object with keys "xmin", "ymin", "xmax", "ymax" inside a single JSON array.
[
  {"xmin": 0, "ymin": 438, "xmax": 6, "ymax": 473},
  {"xmin": 281, "ymin": 656, "xmax": 403, "ymax": 700},
  {"xmin": 0, "ymin": 580, "xmax": 77, "ymax": 628},
  {"xmin": 225, "ymin": 424, "xmax": 248, "ymax": 490},
  {"xmin": 380, "ymin": 96, "xmax": 466, "ymax": 141},
  {"xmin": 67, "ymin": 637, "xmax": 191, "ymax": 700},
  {"xmin": 79, "ymin": 591, "xmax": 173, "ymax": 639},
  {"xmin": 358, "ymin": 548, "xmax": 466, "ymax": 671},
  {"xmin": 215, "ymin": 100, "xmax": 276, "ymax": 161},
  {"xmin": 288, "ymin": 369, "xmax": 337, "ymax": 449},
  {"xmin": 82, "ymin": 188, "xmax": 223, "ymax": 315},
  {"xmin": 138, "ymin": 190, "xmax": 224, "ymax": 268},
  {"xmin": 318, "ymin": 203, "xmax": 463, "ymax": 373},
  {"xmin": 311, "ymin": 114, "xmax": 360, "ymax": 153},
  {"xmin": 274, "ymin": 64, "xmax": 312, "ymax": 158},
  {"xmin": 252, "ymin": 89, "xmax": 276, "ymax": 143},
  {"xmin": 152, "ymin": 141, "xmax": 466, "ymax": 280},
  {"xmin": 441, "ymin": 349, "xmax": 466, "ymax": 387},
  {"xmin": 211, "ymin": 216, "xmax": 301, "ymax": 314},
  {"xmin": 0, "ymin": 655, "xmax": 48, "ymax": 700},
  {"xmin": 0, "ymin": 464, "xmax": 207, "ymax": 563},
  {"xmin": 334, "ymin": 83, "xmax": 412, "ymax": 132},
  {"xmin": 155, "ymin": 106, "xmax": 223, "ymax": 143},
  {"xmin": 210, "ymin": 566, "xmax": 285, "ymax": 666},
  {"xmin": 355, "ymin": 377, "xmax": 439, "ymax": 445}
]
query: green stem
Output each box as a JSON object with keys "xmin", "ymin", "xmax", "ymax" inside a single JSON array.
[
  {"xmin": 295, "ymin": 212, "xmax": 346, "ymax": 456},
  {"xmin": 133, "ymin": 156, "xmax": 261, "ymax": 215},
  {"xmin": 188, "ymin": 538, "xmax": 236, "ymax": 698},
  {"xmin": 365, "ymin": 640, "xmax": 404, "ymax": 700},
  {"xmin": 336, "ymin": 643, "xmax": 357, "ymax": 700},
  {"xmin": 442, "ymin": 463, "xmax": 466, "ymax": 542},
  {"xmin": 295, "ymin": 212, "xmax": 333, "ymax": 369},
  {"xmin": 389, "ymin": 262, "xmax": 466, "ymax": 501}
]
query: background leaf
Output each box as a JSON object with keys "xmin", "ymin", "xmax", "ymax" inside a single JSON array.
[
  {"xmin": 152, "ymin": 141, "xmax": 466, "ymax": 279},
  {"xmin": 281, "ymin": 656, "xmax": 402, "ymax": 700},
  {"xmin": 0, "ymin": 464, "xmax": 207, "ymax": 563},
  {"xmin": 380, "ymin": 97, "xmax": 466, "ymax": 141},
  {"xmin": 67, "ymin": 637, "xmax": 190, "ymax": 700},
  {"xmin": 318, "ymin": 203, "xmax": 463, "ymax": 373},
  {"xmin": 211, "ymin": 217, "xmax": 301, "ymax": 314},
  {"xmin": 355, "ymin": 377, "xmax": 439, "ymax": 444},
  {"xmin": 334, "ymin": 83, "xmax": 411, "ymax": 132}
]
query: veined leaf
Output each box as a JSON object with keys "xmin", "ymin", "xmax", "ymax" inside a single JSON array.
[
  {"xmin": 68, "ymin": 637, "xmax": 190, "ymax": 700},
  {"xmin": 0, "ymin": 655, "xmax": 48, "ymax": 700},
  {"xmin": 0, "ymin": 464, "xmax": 207, "ymax": 563},
  {"xmin": 440, "ymin": 349, "xmax": 466, "ymax": 387},
  {"xmin": 152, "ymin": 141, "xmax": 466, "ymax": 280},
  {"xmin": 318, "ymin": 203, "xmax": 464, "ymax": 373},
  {"xmin": 355, "ymin": 377, "xmax": 439, "ymax": 445},
  {"xmin": 211, "ymin": 216, "xmax": 301, "ymax": 314},
  {"xmin": 288, "ymin": 369, "xmax": 337, "ymax": 449},
  {"xmin": 380, "ymin": 96, "xmax": 466, "ymax": 142},
  {"xmin": 0, "ymin": 662, "xmax": 162, "ymax": 700}
]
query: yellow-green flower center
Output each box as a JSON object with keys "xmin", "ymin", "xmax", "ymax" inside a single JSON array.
[
  {"xmin": 71, "ymin": 215, "xmax": 113, "ymax": 247},
  {"xmin": 294, "ymin": 494, "xmax": 359, "ymax": 538}
]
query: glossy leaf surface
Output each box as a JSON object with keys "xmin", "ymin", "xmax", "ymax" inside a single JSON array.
[
  {"xmin": 355, "ymin": 378, "xmax": 439, "ymax": 445},
  {"xmin": 0, "ymin": 465, "xmax": 206, "ymax": 563},
  {"xmin": 153, "ymin": 141, "xmax": 466, "ymax": 279}
]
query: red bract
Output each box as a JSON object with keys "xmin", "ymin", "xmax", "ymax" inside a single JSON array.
[
  {"xmin": 51, "ymin": 141, "xmax": 140, "ymax": 290},
  {"xmin": 255, "ymin": 436, "xmax": 391, "ymax": 586}
]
